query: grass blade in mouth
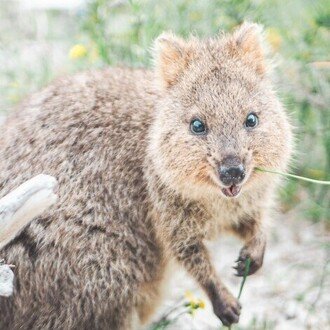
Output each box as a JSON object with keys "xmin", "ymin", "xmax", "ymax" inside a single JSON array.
[{"xmin": 255, "ymin": 168, "xmax": 330, "ymax": 185}]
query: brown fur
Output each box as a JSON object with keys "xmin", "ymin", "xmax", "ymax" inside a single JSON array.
[{"xmin": 0, "ymin": 23, "xmax": 293, "ymax": 329}]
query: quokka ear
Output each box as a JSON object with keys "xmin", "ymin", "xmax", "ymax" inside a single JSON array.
[
  {"xmin": 230, "ymin": 22, "xmax": 267, "ymax": 75},
  {"xmin": 153, "ymin": 32, "xmax": 194, "ymax": 89}
]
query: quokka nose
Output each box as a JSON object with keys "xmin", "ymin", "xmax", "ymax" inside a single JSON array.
[{"xmin": 219, "ymin": 156, "xmax": 245, "ymax": 186}]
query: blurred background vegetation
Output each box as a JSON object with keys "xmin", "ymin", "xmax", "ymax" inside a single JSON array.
[{"xmin": 0, "ymin": 0, "xmax": 329, "ymax": 223}]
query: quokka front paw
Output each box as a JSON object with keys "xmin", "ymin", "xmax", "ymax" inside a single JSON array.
[
  {"xmin": 234, "ymin": 244, "xmax": 265, "ymax": 277},
  {"xmin": 212, "ymin": 290, "xmax": 241, "ymax": 326}
]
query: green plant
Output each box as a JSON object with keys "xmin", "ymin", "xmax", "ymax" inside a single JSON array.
[{"xmin": 228, "ymin": 258, "xmax": 251, "ymax": 330}]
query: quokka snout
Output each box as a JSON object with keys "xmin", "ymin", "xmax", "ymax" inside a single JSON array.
[{"xmin": 0, "ymin": 22, "xmax": 293, "ymax": 329}]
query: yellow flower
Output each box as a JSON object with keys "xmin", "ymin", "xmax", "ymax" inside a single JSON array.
[
  {"xmin": 198, "ymin": 300, "xmax": 205, "ymax": 309},
  {"xmin": 266, "ymin": 28, "xmax": 282, "ymax": 51},
  {"xmin": 69, "ymin": 44, "xmax": 88, "ymax": 59},
  {"xmin": 184, "ymin": 291, "xmax": 205, "ymax": 312}
]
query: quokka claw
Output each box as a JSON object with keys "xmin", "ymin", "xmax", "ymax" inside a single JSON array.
[{"xmin": 235, "ymin": 246, "xmax": 264, "ymax": 276}]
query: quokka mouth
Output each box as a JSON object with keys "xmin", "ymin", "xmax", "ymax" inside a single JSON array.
[{"xmin": 221, "ymin": 184, "xmax": 241, "ymax": 198}]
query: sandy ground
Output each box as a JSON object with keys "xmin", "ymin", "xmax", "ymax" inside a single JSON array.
[{"xmin": 151, "ymin": 210, "xmax": 329, "ymax": 330}]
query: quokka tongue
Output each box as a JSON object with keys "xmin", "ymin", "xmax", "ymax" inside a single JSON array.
[{"xmin": 229, "ymin": 185, "xmax": 240, "ymax": 196}]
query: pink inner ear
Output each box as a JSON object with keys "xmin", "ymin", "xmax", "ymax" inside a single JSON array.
[
  {"xmin": 154, "ymin": 34, "xmax": 195, "ymax": 88},
  {"xmin": 232, "ymin": 23, "xmax": 266, "ymax": 76},
  {"xmin": 156, "ymin": 47, "xmax": 188, "ymax": 88}
]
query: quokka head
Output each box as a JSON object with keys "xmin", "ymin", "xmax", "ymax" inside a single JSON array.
[{"xmin": 149, "ymin": 22, "xmax": 293, "ymax": 199}]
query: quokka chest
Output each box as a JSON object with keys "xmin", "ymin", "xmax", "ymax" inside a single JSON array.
[{"xmin": 204, "ymin": 197, "xmax": 252, "ymax": 239}]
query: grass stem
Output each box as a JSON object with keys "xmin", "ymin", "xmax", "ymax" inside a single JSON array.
[
  {"xmin": 255, "ymin": 168, "xmax": 330, "ymax": 185},
  {"xmin": 227, "ymin": 257, "xmax": 251, "ymax": 329}
]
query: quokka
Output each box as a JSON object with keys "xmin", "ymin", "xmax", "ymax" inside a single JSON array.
[{"xmin": 0, "ymin": 22, "xmax": 293, "ymax": 329}]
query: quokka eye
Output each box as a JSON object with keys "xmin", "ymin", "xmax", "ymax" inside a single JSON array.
[
  {"xmin": 245, "ymin": 113, "xmax": 259, "ymax": 128},
  {"xmin": 190, "ymin": 118, "xmax": 207, "ymax": 135}
]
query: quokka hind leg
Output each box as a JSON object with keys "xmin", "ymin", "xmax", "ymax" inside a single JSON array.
[
  {"xmin": 103, "ymin": 307, "xmax": 138, "ymax": 330},
  {"xmin": 137, "ymin": 280, "xmax": 163, "ymax": 326}
]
